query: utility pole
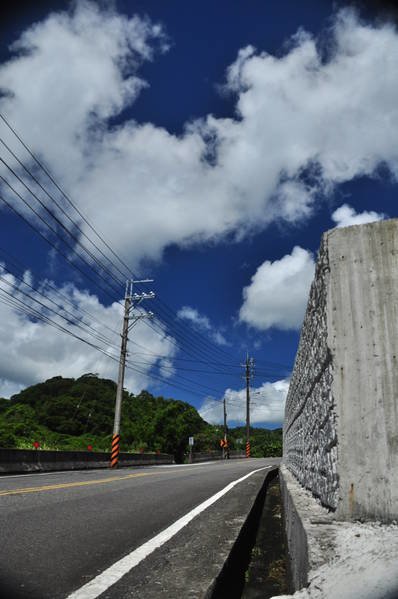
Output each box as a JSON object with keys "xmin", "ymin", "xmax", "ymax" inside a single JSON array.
[
  {"xmin": 110, "ymin": 279, "xmax": 154, "ymax": 468},
  {"xmin": 223, "ymin": 397, "xmax": 228, "ymax": 459},
  {"xmin": 243, "ymin": 353, "xmax": 255, "ymax": 458}
]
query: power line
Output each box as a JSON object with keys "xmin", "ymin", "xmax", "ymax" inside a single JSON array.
[
  {"xmin": 0, "ymin": 114, "xmax": 285, "ymax": 394},
  {"xmin": 0, "ymin": 276, "xmax": 120, "ymax": 351},
  {"xmin": 0, "ymin": 175, "xmax": 236, "ymax": 374},
  {"xmin": 0, "ymin": 245, "xmax": 120, "ymax": 338},
  {"xmin": 0, "ymin": 247, "xmax": 248, "ymax": 386},
  {"xmin": 0, "ymin": 134, "xmax": 131, "ymax": 283},
  {"xmin": 0, "ymin": 273, "xmax": 231, "ymax": 399},
  {"xmin": 0, "ymin": 112, "xmax": 133, "ymax": 280},
  {"xmin": 0, "ymin": 114, "xmax": 244, "ymax": 367},
  {"xmin": 0, "ymin": 292, "xmax": 224, "ymax": 401},
  {"xmin": 0, "ymin": 168, "xmax": 125, "ymax": 300},
  {"xmin": 0, "ymin": 189, "xmax": 123, "ymax": 304}
]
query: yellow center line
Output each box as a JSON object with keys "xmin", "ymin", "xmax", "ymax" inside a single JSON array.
[
  {"xmin": 0, "ymin": 466, "xmax": 207, "ymax": 497},
  {"xmin": 0, "ymin": 471, "xmax": 159, "ymax": 496}
]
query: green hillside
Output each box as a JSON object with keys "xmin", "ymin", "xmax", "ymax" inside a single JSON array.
[{"xmin": 0, "ymin": 374, "xmax": 282, "ymax": 460}]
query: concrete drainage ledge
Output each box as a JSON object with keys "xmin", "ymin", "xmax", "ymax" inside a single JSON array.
[
  {"xmin": 278, "ymin": 464, "xmax": 398, "ymax": 599},
  {"xmin": 207, "ymin": 467, "xmax": 278, "ymax": 598}
]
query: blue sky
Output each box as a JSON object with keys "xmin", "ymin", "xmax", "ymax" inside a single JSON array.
[{"xmin": 0, "ymin": 0, "xmax": 397, "ymax": 428}]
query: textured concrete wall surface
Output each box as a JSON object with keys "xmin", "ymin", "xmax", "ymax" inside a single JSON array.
[{"xmin": 284, "ymin": 219, "xmax": 398, "ymax": 522}]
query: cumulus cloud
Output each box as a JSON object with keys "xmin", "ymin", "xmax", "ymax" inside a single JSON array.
[
  {"xmin": 0, "ymin": 267, "xmax": 176, "ymax": 398},
  {"xmin": 0, "ymin": 5, "xmax": 397, "ymax": 266},
  {"xmin": 199, "ymin": 379, "xmax": 289, "ymax": 425},
  {"xmin": 177, "ymin": 306, "xmax": 228, "ymax": 346},
  {"xmin": 239, "ymin": 247, "xmax": 315, "ymax": 331},
  {"xmin": 331, "ymin": 203, "xmax": 386, "ymax": 228}
]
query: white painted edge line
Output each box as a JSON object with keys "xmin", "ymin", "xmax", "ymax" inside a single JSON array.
[{"xmin": 66, "ymin": 465, "xmax": 271, "ymax": 599}]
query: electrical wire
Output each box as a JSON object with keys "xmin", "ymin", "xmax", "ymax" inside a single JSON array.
[{"xmin": 0, "ymin": 112, "xmax": 292, "ymax": 390}]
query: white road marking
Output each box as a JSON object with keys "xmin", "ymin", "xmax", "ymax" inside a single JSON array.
[{"xmin": 67, "ymin": 465, "xmax": 271, "ymax": 599}]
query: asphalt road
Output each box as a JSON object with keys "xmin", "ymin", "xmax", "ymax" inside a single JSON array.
[{"xmin": 0, "ymin": 458, "xmax": 278, "ymax": 599}]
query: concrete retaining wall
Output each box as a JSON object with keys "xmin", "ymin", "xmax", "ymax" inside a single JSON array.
[
  {"xmin": 190, "ymin": 450, "xmax": 246, "ymax": 463},
  {"xmin": 284, "ymin": 219, "xmax": 398, "ymax": 522},
  {"xmin": 0, "ymin": 448, "xmax": 173, "ymax": 473}
]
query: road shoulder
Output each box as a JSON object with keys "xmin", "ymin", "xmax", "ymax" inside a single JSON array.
[{"xmin": 100, "ymin": 466, "xmax": 275, "ymax": 599}]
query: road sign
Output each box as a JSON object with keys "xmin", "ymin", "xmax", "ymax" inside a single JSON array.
[
  {"xmin": 33, "ymin": 441, "xmax": 40, "ymax": 449},
  {"xmin": 188, "ymin": 437, "xmax": 194, "ymax": 446}
]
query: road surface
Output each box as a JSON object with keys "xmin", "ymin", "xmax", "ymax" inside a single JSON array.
[{"xmin": 0, "ymin": 458, "xmax": 278, "ymax": 598}]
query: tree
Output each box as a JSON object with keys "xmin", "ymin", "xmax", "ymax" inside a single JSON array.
[{"xmin": 0, "ymin": 376, "xmax": 283, "ymax": 456}]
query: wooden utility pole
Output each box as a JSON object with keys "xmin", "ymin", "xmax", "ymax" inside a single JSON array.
[
  {"xmin": 223, "ymin": 397, "xmax": 228, "ymax": 459},
  {"xmin": 244, "ymin": 353, "xmax": 254, "ymax": 458},
  {"xmin": 110, "ymin": 280, "xmax": 154, "ymax": 468}
]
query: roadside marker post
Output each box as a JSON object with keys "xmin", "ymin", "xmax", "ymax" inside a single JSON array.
[
  {"xmin": 246, "ymin": 441, "xmax": 251, "ymax": 458},
  {"xmin": 110, "ymin": 434, "xmax": 120, "ymax": 468}
]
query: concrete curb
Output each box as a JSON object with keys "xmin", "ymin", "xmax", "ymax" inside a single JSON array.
[{"xmin": 279, "ymin": 464, "xmax": 336, "ymax": 590}]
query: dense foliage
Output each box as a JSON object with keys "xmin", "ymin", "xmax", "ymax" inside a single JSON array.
[{"xmin": 0, "ymin": 375, "xmax": 282, "ymax": 460}]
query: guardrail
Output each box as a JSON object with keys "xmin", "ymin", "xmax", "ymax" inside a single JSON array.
[{"xmin": 0, "ymin": 448, "xmax": 173, "ymax": 474}]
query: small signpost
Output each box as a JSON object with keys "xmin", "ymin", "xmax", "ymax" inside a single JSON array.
[
  {"xmin": 188, "ymin": 436, "xmax": 194, "ymax": 463},
  {"xmin": 33, "ymin": 441, "xmax": 40, "ymax": 449},
  {"xmin": 87, "ymin": 445, "xmax": 93, "ymax": 452},
  {"xmin": 220, "ymin": 438, "xmax": 229, "ymax": 458}
]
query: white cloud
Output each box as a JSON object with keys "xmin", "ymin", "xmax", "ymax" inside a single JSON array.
[
  {"xmin": 272, "ymin": 180, "xmax": 315, "ymax": 223},
  {"xmin": 0, "ymin": 6, "xmax": 397, "ymax": 266},
  {"xmin": 331, "ymin": 203, "xmax": 385, "ymax": 228},
  {"xmin": 239, "ymin": 246, "xmax": 315, "ymax": 331},
  {"xmin": 177, "ymin": 305, "xmax": 228, "ymax": 346},
  {"xmin": 199, "ymin": 379, "xmax": 289, "ymax": 425},
  {"xmin": 0, "ymin": 267, "xmax": 176, "ymax": 397}
]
